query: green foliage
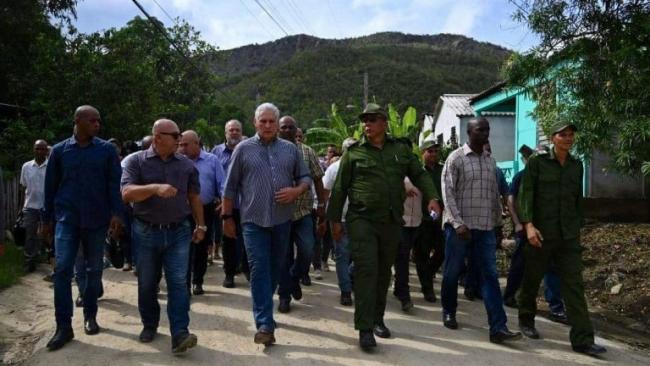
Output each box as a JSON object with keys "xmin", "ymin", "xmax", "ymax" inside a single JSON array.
[
  {"xmin": 189, "ymin": 118, "xmax": 222, "ymax": 148},
  {"xmin": 213, "ymin": 34, "xmax": 510, "ymax": 129},
  {"xmin": 505, "ymin": 0, "xmax": 650, "ymax": 176},
  {"xmin": 0, "ymin": 2, "xmax": 245, "ymax": 175},
  {"xmin": 304, "ymin": 103, "xmax": 363, "ymax": 153}
]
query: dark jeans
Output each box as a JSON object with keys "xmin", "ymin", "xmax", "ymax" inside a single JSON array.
[
  {"xmin": 441, "ymin": 224, "xmax": 508, "ymax": 335},
  {"xmin": 242, "ymin": 221, "xmax": 291, "ymax": 332},
  {"xmin": 74, "ymin": 247, "xmax": 104, "ymax": 298},
  {"xmin": 187, "ymin": 203, "xmax": 215, "ymax": 287},
  {"xmin": 503, "ymin": 232, "xmax": 565, "ymax": 313},
  {"xmin": 53, "ymin": 223, "xmax": 106, "ymax": 328},
  {"xmin": 414, "ymin": 219, "xmax": 445, "ymax": 295},
  {"xmin": 222, "ymin": 210, "xmax": 249, "ymax": 277},
  {"xmin": 393, "ymin": 226, "xmax": 419, "ymax": 301},
  {"xmin": 22, "ymin": 208, "xmax": 44, "ymax": 265},
  {"xmin": 134, "ymin": 219, "xmax": 192, "ymax": 337},
  {"xmin": 278, "ymin": 214, "xmax": 315, "ymax": 299},
  {"xmin": 312, "ymin": 215, "xmax": 332, "ymax": 270}
]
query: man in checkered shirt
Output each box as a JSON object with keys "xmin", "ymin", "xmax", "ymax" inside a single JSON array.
[{"xmin": 440, "ymin": 117, "xmax": 522, "ymax": 344}]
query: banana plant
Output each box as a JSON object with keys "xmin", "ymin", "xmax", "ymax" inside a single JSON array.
[{"xmin": 304, "ymin": 103, "xmax": 363, "ymax": 154}]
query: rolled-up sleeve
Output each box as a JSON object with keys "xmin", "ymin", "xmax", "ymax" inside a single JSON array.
[
  {"xmin": 517, "ymin": 156, "xmax": 538, "ymax": 223},
  {"xmin": 294, "ymin": 146, "xmax": 312, "ymax": 187}
]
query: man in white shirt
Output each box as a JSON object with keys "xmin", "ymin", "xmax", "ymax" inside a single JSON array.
[
  {"xmin": 20, "ymin": 139, "xmax": 49, "ymax": 272},
  {"xmin": 322, "ymin": 138, "xmax": 356, "ymax": 306}
]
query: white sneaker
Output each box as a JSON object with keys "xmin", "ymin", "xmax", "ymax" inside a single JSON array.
[{"xmin": 314, "ymin": 269, "xmax": 323, "ymax": 280}]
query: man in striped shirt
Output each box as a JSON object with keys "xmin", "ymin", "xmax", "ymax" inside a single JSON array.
[
  {"xmin": 222, "ymin": 103, "xmax": 312, "ymax": 346},
  {"xmin": 276, "ymin": 115, "xmax": 326, "ymax": 313},
  {"xmin": 440, "ymin": 117, "xmax": 522, "ymax": 344}
]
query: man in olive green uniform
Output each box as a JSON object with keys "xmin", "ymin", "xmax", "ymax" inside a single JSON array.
[
  {"xmin": 413, "ymin": 140, "xmax": 445, "ymax": 303},
  {"xmin": 327, "ymin": 103, "xmax": 441, "ymax": 351},
  {"xmin": 517, "ymin": 121, "xmax": 606, "ymax": 357}
]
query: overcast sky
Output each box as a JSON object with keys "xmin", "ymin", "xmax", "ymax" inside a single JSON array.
[{"xmin": 72, "ymin": 0, "xmax": 538, "ymax": 51}]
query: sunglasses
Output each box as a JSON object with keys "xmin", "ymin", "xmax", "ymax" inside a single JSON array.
[{"xmin": 159, "ymin": 131, "xmax": 181, "ymax": 140}]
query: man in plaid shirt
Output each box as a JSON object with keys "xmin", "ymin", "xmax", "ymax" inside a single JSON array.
[
  {"xmin": 276, "ymin": 116, "xmax": 327, "ymax": 313},
  {"xmin": 440, "ymin": 117, "xmax": 522, "ymax": 344}
]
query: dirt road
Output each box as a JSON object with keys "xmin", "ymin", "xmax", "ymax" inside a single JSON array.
[{"xmin": 2, "ymin": 262, "xmax": 649, "ymax": 365}]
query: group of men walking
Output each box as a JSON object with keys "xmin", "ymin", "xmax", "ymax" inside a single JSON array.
[{"xmin": 7, "ymin": 100, "xmax": 606, "ymax": 357}]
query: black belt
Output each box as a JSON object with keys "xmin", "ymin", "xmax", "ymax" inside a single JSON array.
[{"xmin": 137, "ymin": 218, "xmax": 186, "ymax": 230}]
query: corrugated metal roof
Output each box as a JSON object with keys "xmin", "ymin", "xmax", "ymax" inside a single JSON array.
[{"xmin": 439, "ymin": 94, "xmax": 474, "ymax": 116}]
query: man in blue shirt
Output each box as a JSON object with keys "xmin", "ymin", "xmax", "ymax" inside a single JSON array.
[
  {"xmin": 179, "ymin": 130, "xmax": 225, "ymax": 295},
  {"xmin": 222, "ymin": 103, "xmax": 311, "ymax": 346},
  {"xmin": 42, "ymin": 105, "xmax": 123, "ymax": 351},
  {"xmin": 212, "ymin": 119, "xmax": 249, "ymax": 288}
]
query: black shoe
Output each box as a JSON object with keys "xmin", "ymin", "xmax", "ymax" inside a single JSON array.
[
  {"xmin": 400, "ymin": 299, "xmax": 414, "ymax": 312},
  {"xmin": 301, "ymin": 274, "xmax": 311, "ymax": 286},
  {"xmin": 503, "ymin": 296, "xmax": 518, "ymax": 308},
  {"xmin": 572, "ymin": 343, "xmax": 607, "ymax": 356},
  {"xmin": 139, "ymin": 327, "xmax": 157, "ymax": 343},
  {"xmin": 46, "ymin": 328, "xmax": 74, "ymax": 351},
  {"xmin": 340, "ymin": 291, "xmax": 353, "ymax": 306},
  {"xmin": 464, "ymin": 288, "xmax": 476, "ymax": 301},
  {"xmin": 75, "ymin": 295, "xmax": 84, "ymax": 308},
  {"xmin": 254, "ymin": 330, "xmax": 276, "ymax": 346},
  {"xmin": 549, "ymin": 310, "xmax": 569, "ymax": 325},
  {"xmin": 172, "ymin": 332, "xmax": 198, "ymax": 354},
  {"xmin": 291, "ymin": 284, "xmax": 303, "ymax": 300},
  {"xmin": 192, "ymin": 284, "xmax": 204, "ymax": 295},
  {"xmin": 373, "ymin": 322, "xmax": 391, "ymax": 338},
  {"xmin": 489, "ymin": 329, "xmax": 523, "ymax": 344},
  {"xmin": 520, "ymin": 324, "xmax": 540, "ymax": 339},
  {"xmin": 423, "ymin": 292, "xmax": 437, "ymax": 303},
  {"xmin": 278, "ymin": 298, "xmax": 291, "ymax": 313},
  {"xmin": 443, "ymin": 314, "xmax": 458, "ymax": 330},
  {"xmin": 359, "ymin": 330, "xmax": 377, "ymax": 351},
  {"xmin": 84, "ymin": 317, "xmax": 100, "ymax": 335},
  {"xmin": 223, "ymin": 275, "xmax": 235, "ymax": 288}
]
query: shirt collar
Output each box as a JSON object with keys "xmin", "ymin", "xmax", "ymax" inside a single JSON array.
[
  {"xmin": 68, "ymin": 135, "xmax": 97, "ymax": 146},
  {"xmin": 547, "ymin": 144, "xmax": 576, "ymax": 163},
  {"xmin": 145, "ymin": 146, "xmax": 180, "ymax": 160},
  {"xmin": 359, "ymin": 133, "xmax": 393, "ymax": 146},
  {"xmin": 30, "ymin": 159, "xmax": 48, "ymax": 167},
  {"xmin": 462, "ymin": 143, "xmax": 489, "ymax": 157},
  {"xmin": 254, "ymin": 133, "xmax": 278, "ymax": 145}
]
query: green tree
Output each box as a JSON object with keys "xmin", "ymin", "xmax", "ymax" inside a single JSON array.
[
  {"xmin": 304, "ymin": 103, "xmax": 363, "ymax": 153},
  {"xmin": 505, "ymin": 0, "xmax": 650, "ymax": 175}
]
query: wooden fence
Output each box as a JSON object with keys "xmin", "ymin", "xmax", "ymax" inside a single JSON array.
[{"xmin": 3, "ymin": 176, "xmax": 23, "ymax": 232}]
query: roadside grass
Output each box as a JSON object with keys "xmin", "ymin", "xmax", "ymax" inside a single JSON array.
[{"xmin": 0, "ymin": 241, "xmax": 24, "ymax": 289}]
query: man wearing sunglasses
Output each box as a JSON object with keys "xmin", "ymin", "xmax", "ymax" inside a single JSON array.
[
  {"xmin": 122, "ymin": 119, "xmax": 205, "ymax": 354},
  {"xmin": 327, "ymin": 103, "xmax": 441, "ymax": 351}
]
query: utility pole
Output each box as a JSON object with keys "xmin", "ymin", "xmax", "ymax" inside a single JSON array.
[{"xmin": 363, "ymin": 70, "xmax": 368, "ymax": 108}]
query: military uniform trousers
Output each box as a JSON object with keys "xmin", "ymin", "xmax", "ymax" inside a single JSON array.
[
  {"xmin": 347, "ymin": 217, "xmax": 401, "ymax": 330},
  {"xmin": 518, "ymin": 238, "xmax": 594, "ymax": 347}
]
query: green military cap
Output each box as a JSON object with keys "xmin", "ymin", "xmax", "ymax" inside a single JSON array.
[
  {"xmin": 419, "ymin": 139, "xmax": 440, "ymax": 151},
  {"xmin": 359, "ymin": 103, "xmax": 388, "ymax": 121},
  {"xmin": 549, "ymin": 120, "xmax": 578, "ymax": 135}
]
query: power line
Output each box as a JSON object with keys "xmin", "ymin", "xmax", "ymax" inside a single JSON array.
[
  {"xmin": 151, "ymin": 0, "xmax": 177, "ymax": 25},
  {"xmin": 253, "ymin": 0, "xmax": 290, "ymax": 36},
  {"xmin": 262, "ymin": 0, "xmax": 295, "ymax": 34},
  {"xmin": 130, "ymin": 0, "xmax": 235, "ymax": 104},
  {"xmin": 284, "ymin": 0, "xmax": 313, "ymax": 34},
  {"xmin": 238, "ymin": 0, "xmax": 278, "ymax": 38},
  {"xmin": 326, "ymin": 0, "xmax": 343, "ymax": 38}
]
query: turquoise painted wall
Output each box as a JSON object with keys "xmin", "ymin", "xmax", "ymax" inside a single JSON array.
[{"xmin": 514, "ymin": 92, "xmax": 538, "ymax": 173}]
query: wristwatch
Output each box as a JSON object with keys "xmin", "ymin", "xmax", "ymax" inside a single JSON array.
[{"xmin": 196, "ymin": 225, "xmax": 208, "ymax": 232}]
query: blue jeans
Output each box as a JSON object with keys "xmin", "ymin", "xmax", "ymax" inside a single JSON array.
[
  {"xmin": 334, "ymin": 223, "xmax": 352, "ymax": 293},
  {"xmin": 242, "ymin": 221, "xmax": 291, "ymax": 332},
  {"xmin": 278, "ymin": 215, "xmax": 315, "ymax": 300},
  {"xmin": 134, "ymin": 219, "xmax": 192, "ymax": 337},
  {"xmin": 441, "ymin": 225, "xmax": 508, "ymax": 335},
  {"xmin": 503, "ymin": 233, "xmax": 565, "ymax": 313},
  {"xmin": 74, "ymin": 247, "xmax": 104, "ymax": 298},
  {"xmin": 53, "ymin": 223, "xmax": 106, "ymax": 328}
]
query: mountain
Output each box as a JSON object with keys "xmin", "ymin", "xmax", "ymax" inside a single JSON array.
[{"xmin": 207, "ymin": 32, "xmax": 511, "ymax": 127}]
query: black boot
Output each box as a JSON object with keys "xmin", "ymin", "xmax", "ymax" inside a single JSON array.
[{"xmin": 46, "ymin": 328, "xmax": 74, "ymax": 351}]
